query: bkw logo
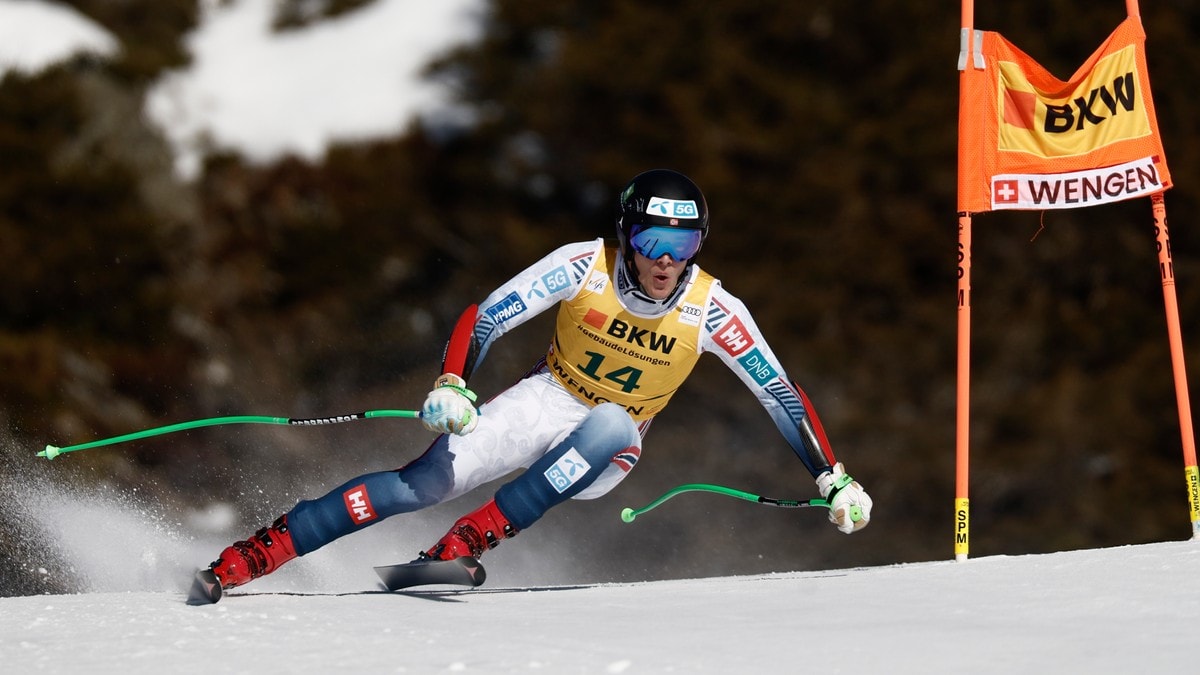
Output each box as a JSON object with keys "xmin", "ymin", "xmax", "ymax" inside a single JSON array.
[{"xmin": 1044, "ymin": 72, "xmax": 1135, "ymax": 133}]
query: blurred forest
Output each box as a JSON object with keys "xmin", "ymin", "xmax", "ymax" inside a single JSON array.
[{"xmin": 3, "ymin": 0, "xmax": 1200, "ymax": 596}]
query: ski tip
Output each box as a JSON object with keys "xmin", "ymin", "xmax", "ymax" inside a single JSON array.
[
  {"xmin": 186, "ymin": 568, "xmax": 223, "ymax": 605},
  {"xmin": 454, "ymin": 555, "xmax": 487, "ymax": 587}
]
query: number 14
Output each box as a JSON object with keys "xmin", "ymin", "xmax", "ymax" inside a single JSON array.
[{"xmin": 577, "ymin": 351, "xmax": 643, "ymax": 393}]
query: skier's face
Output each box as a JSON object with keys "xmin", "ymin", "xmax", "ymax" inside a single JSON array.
[{"xmin": 633, "ymin": 251, "xmax": 687, "ymax": 299}]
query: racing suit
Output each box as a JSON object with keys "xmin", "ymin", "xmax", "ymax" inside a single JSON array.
[{"xmin": 285, "ymin": 239, "xmax": 837, "ymax": 555}]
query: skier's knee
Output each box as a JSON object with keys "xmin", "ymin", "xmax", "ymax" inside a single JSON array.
[
  {"xmin": 576, "ymin": 403, "xmax": 639, "ymax": 461},
  {"xmin": 395, "ymin": 437, "xmax": 456, "ymax": 506}
]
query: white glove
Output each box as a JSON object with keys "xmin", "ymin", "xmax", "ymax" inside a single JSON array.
[
  {"xmin": 816, "ymin": 462, "xmax": 872, "ymax": 534},
  {"xmin": 420, "ymin": 373, "xmax": 479, "ymax": 436}
]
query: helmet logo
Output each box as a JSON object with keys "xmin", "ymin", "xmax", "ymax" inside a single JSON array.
[{"xmin": 646, "ymin": 197, "xmax": 700, "ymax": 219}]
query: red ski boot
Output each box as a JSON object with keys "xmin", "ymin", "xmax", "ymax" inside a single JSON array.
[
  {"xmin": 422, "ymin": 499, "xmax": 517, "ymax": 561},
  {"xmin": 209, "ymin": 515, "xmax": 297, "ymax": 590}
]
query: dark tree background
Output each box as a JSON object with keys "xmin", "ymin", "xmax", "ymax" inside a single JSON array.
[{"xmin": 3, "ymin": 0, "xmax": 1199, "ymax": 595}]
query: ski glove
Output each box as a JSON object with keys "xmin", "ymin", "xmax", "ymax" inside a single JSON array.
[
  {"xmin": 421, "ymin": 373, "xmax": 479, "ymax": 436},
  {"xmin": 816, "ymin": 462, "xmax": 872, "ymax": 534}
]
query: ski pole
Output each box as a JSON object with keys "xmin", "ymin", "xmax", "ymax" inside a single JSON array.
[
  {"xmin": 37, "ymin": 409, "xmax": 421, "ymax": 460},
  {"xmin": 620, "ymin": 483, "xmax": 831, "ymax": 523}
]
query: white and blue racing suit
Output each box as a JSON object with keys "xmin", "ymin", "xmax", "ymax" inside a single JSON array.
[{"xmin": 286, "ymin": 239, "xmax": 837, "ymax": 555}]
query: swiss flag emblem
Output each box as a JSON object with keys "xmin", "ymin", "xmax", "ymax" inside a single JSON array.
[{"xmin": 993, "ymin": 179, "xmax": 1020, "ymax": 204}]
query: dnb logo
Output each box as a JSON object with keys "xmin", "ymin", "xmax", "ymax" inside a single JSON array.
[
  {"xmin": 716, "ymin": 316, "xmax": 777, "ymax": 384},
  {"xmin": 737, "ymin": 348, "xmax": 778, "ymax": 385},
  {"xmin": 343, "ymin": 484, "xmax": 378, "ymax": 524},
  {"xmin": 544, "ymin": 448, "xmax": 592, "ymax": 494}
]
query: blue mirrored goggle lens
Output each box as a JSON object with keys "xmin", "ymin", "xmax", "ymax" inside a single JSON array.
[{"xmin": 629, "ymin": 225, "xmax": 703, "ymax": 261}]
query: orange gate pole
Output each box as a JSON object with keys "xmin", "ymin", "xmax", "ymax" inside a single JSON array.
[
  {"xmin": 1150, "ymin": 193, "xmax": 1200, "ymax": 537},
  {"xmin": 954, "ymin": 0, "xmax": 978, "ymax": 561}
]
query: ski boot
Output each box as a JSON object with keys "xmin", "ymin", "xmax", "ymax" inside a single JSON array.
[
  {"xmin": 420, "ymin": 499, "xmax": 517, "ymax": 561},
  {"xmin": 211, "ymin": 515, "xmax": 297, "ymax": 588},
  {"xmin": 190, "ymin": 515, "xmax": 297, "ymax": 604}
]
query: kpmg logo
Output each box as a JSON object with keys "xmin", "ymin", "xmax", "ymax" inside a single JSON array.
[
  {"xmin": 484, "ymin": 292, "xmax": 527, "ymax": 324},
  {"xmin": 647, "ymin": 196, "xmax": 700, "ymax": 219}
]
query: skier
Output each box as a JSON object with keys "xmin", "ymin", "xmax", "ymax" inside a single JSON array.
[{"xmin": 198, "ymin": 169, "xmax": 873, "ymax": 595}]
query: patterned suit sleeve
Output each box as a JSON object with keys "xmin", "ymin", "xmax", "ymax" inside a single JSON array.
[
  {"xmin": 459, "ymin": 239, "xmax": 602, "ymax": 376},
  {"xmin": 700, "ymin": 282, "xmax": 836, "ymax": 477}
]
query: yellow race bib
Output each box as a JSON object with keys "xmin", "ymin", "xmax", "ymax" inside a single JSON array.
[{"xmin": 546, "ymin": 246, "xmax": 713, "ymax": 420}]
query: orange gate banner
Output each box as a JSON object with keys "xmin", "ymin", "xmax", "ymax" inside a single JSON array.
[{"xmin": 958, "ymin": 15, "xmax": 1171, "ymax": 212}]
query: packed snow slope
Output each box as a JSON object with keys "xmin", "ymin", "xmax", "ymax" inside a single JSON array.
[{"xmin": 1, "ymin": 541, "xmax": 1196, "ymax": 673}]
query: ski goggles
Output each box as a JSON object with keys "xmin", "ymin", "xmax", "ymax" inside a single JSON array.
[{"xmin": 628, "ymin": 225, "xmax": 704, "ymax": 261}]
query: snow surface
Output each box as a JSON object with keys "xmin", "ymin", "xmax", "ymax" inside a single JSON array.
[
  {"xmin": 144, "ymin": 0, "xmax": 484, "ymax": 178},
  {"xmin": 3, "ymin": 467, "xmax": 1196, "ymax": 672},
  {"xmin": 1, "ymin": 539, "xmax": 1197, "ymax": 673},
  {"xmin": 0, "ymin": 0, "xmax": 117, "ymax": 75},
  {"xmin": 1, "ymin": 0, "xmax": 483, "ymax": 178}
]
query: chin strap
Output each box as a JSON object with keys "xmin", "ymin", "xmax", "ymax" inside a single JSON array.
[{"xmin": 614, "ymin": 252, "xmax": 691, "ymax": 311}]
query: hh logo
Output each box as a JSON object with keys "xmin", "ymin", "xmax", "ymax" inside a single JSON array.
[
  {"xmin": 715, "ymin": 316, "xmax": 754, "ymax": 356},
  {"xmin": 343, "ymin": 484, "xmax": 378, "ymax": 524}
]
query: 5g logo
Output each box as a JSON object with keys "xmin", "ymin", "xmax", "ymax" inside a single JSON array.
[
  {"xmin": 647, "ymin": 197, "xmax": 699, "ymax": 219},
  {"xmin": 542, "ymin": 266, "xmax": 570, "ymax": 293}
]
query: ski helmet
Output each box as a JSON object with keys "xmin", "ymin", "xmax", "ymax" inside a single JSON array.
[{"xmin": 615, "ymin": 169, "xmax": 709, "ymax": 266}]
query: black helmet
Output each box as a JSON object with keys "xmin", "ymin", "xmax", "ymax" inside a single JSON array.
[{"xmin": 615, "ymin": 169, "xmax": 709, "ymax": 265}]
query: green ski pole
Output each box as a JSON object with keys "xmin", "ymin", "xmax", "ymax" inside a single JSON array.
[
  {"xmin": 620, "ymin": 483, "xmax": 831, "ymax": 522},
  {"xmin": 38, "ymin": 409, "xmax": 421, "ymax": 460}
]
